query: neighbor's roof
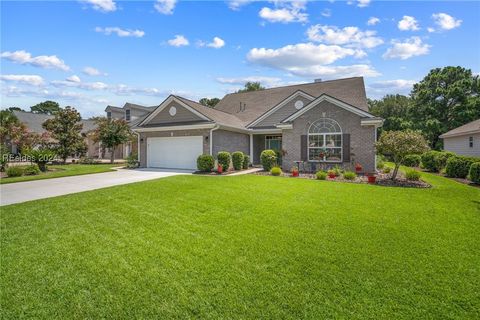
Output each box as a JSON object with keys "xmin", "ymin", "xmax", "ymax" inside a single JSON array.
[
  {"xmin": 123, "ymin": 102, "xmax": 157, "ymax": 111},
  {"xmin": 174, "ymin": 96, "xmax": 246, "ymax": 129},
  {"xmin": 440, "ymin": 119, "xmax": 480, "ymax": 138},
  {"xmin": 214, "ymin": 77, "xmax": 369, "ymax": 125},
  {"xmin": 13, "ymin": 111, "xmax": 96, "ymax": 134}
]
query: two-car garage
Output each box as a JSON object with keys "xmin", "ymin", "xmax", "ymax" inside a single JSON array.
[{"xmin": 146, "ymin": 136, "xmax": 203, "ymax": 170}]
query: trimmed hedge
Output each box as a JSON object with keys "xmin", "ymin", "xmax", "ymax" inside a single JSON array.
[
  {"xmin": 434, "ymin": 151, "xmax": 455, "ymax": 172},
  {"xmin": 421, "ymin": 151, "xmax": 440, "ymax": 172},
  {"xmin": 469, "ymin": 162, "xmax": 480, "ymax": 184},
  {"xmin": 445, "ymin": 156, "xmax": 478, "ymax": 179},
  {"xmin": 242, "ymin": 154, "xmax": 250, "ymax": 170},
  {"xmin": 260, "ymin": 149, "xmax": 277, "ymax": 171},
  {"xmin": 270, "ymin": 166, "xmax": 282, "ymax": 176},
  {"xmin": 231, "ymin": 151, "xmax": 244, "ymax": 170},
  {"xmin": 6, "ymin": 166, "xmax": 23, "ymax": 177},
  {"xmin": 217, "ymin": 151, "xmax": 231, "ymax": 171},
  {"xmin": 197, "ymin": 154, "xmax": 215, "ymax": 172},
  {"xmin": 403, "ymin": 154, "xmax": 421, "ymax": 167}
]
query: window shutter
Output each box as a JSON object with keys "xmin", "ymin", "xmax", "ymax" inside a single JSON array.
[
  {"xmin": 301, "ymin": 135, "xmax": 307, "ymax": 161},
  {"xmin": 343, "ymin": 133, "xmax": 350, "ymax": 163}
]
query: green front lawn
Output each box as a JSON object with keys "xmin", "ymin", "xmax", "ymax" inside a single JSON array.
[
  {"xmin": 1, "ymin": 173, "xmax": 479, "ymax": 318},
  {"xmin": 0, "ymin": 164, "xmax": 120, "ymax": 184}
]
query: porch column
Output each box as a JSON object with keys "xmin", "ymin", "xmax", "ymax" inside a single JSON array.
[{"xmin": 249, "ymin": 134, "xmax": 253, "ymax": 161}]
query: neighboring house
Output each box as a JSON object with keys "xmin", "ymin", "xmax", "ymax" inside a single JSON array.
[
  {"xmin": 128, "ymin": 77, "xmax": 383, "ymax": 172},
  {"xmin": 104, "ymin": 103, "xmax": 156, "ymax": 159},
  {"xmin": 440, "ymin": 119, "xmax": 480, "ymax": 157},
  {"xmin": 11, "ymin": 111, "xmax": 99, "ymax": 158}
]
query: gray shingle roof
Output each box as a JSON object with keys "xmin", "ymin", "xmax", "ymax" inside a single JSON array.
[
  {"xmin": 13, "ymin": 111, "xmax": 97, "ymax": 134},
  {"xmin": 214, "ymin": 77, "xmax": 368, "ymax": 125},
  {"xmin": 440, "ymin": 119, "xmax": 480, "ymax": 138}
]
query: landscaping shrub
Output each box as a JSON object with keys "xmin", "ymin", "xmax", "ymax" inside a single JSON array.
[
  {"xmin": 231, "ymin": 151, "xmax": 244, "ymax": 170},
  {"xmin": 376, "ymin": 156, "xmax": 385, "ymax": 170},
  {"xmin": 403, "ymin": 154, "xmax": 421, "ymax": 167},
  {"xmin": 343, "ymin": 171, "xmax": 356, "ymax": 180},
  {"xmin": 316, "ymin": 171, "xmax": 327, "ymax": 180},
  {"xmin": 270, "ymin": 166, "xmax": 282, "ymax": 176},
  {"xmin": 242, "ymin": 154, "xmax": 250, "ymax": 170},
  {"xmin": 421, "ymin": 150, "xmax": 440, "ymax": 172},
  {"xmin": 23, "ymin": 164, "xmax": 40, "ymax": 176},
  {"xmin": 327, "ymin": 169, "xmax": 336, "ymax": 178},
  {"xmin": 0, "ymin": 144, "xmax": 9, "ymax": 172},
  {"xmin": 383, "ymin": 167, "xmax": 391, "ymax": 174},
  {"xmin": 217, "ymin": 151, "xmax": 231, "ymax": 171},
  {"xmin": 434, "ymin": 151, "xmax": 456, "ymax": 172},
  {"xmin": 333, "ymin": 165, "xmax": 343, "ymax": 176},
  {"xmin": 6, "ymin": 166, "xmax": 23, "ymax": 177},
  {"xmin": 126, "ymin": 153, "xmax": 139, "ymax": 169},
  {"xmin": 25, "ymin": 148, "xmax": 56, "ymax": 172},
  {"xmin": 445, "ymin": 156, "xmax": 478, "ymax": 179},
  {"xmin": 197, "ymin": 154, "xmax": 215, "ymax": 172},
  {"xmin": 468, "ymin": 162, "xmax": 480, "ymax": 184},
  {"xmin": 405, "ymin": 169, "xmax": 421, "ymax": 181},
  {"xmin": 79, "ymin": 156, "xmax": 100, "ymax": 165},
  {"xmin": 260, "ymin": 149, "xmax": 277, "ymax": 171}
]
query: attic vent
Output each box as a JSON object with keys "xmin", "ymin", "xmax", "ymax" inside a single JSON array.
[
  {"xmin": 314, "ymin": 78, "xmax": 322, "ymax": 83},
  {"xmin": 238, "ymin": 102, "xmax": 247, "ymax": 113}
]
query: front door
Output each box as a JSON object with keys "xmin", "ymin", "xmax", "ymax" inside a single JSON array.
[{"xmin": 265, "ymin": 135, "xmax": 282, "ymax": 164}]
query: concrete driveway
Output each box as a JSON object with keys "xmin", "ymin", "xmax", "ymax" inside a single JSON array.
[{"xmin": 0, "ymin": 168, "xmax": 192, "ymax": 206}]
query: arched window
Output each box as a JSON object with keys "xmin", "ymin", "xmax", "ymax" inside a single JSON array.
[{"xmin": 308, "ymin": 118, "xmax": 342, "ymax": 162}]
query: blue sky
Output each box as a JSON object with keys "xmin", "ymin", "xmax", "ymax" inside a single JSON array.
[{"xmin": 1, "ymin": 0, "xmax": 479, "ymax": 117}]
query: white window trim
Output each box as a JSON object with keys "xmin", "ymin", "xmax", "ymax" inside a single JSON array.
[
  {"xmin": 307, "ymin": 118, "xmax": 343, "ymax": 163},
  {"xmin": 469, "ymin": 136, "xmax": 474, "ymax": 148},
  {"xmin": 125, "ymin": 109, "xmax": 131, "ymax": 121}
]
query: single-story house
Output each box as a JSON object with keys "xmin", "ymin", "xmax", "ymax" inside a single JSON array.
[
  {"xmin": 10, "ymin": 110, "xmax": 100, "ymax": 158},
  {"xmin": 440, "ymin": 119, "xmax": 480, "ymax": 157},
  {"xmin": 130, "ymin": 77, "xmax": 384, "ymax": 172}
]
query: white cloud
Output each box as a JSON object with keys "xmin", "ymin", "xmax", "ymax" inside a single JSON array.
[
  {"xmin": 216, "ymin": 76, "xmax": 283, "ymax": 87},
  {"xmin": 83, "ymin": 66, "xmax": 107, "ymax": 76},
  {"xmin": 1, "ymin": 50, "xmax": 70, "ymax": 71},
  {"xmin": 154, "ymin": 0, "xmax": 176, "ymax": 15},
  {"xmin": 228, "ymin": 0, "xmax": 252, "ymax": 10},
  {"xmin": 111, "ymin": 84, "xmax": 167, "ymax": 96},
  {"xmin": 66, "ymin": 75, "xmax": 81, "ymax": 83},
  {"xmin": 0, "ymin": 74, "xmax": 45, "ymax": 86},
  {"xmin": 357, "ymin": 0, "xmax": 370, "ymax": 8},
  {"xmin": 201, "ymin": 37, "xmax": 225, "ymax": 49},
  {"xmin": 321, "ymin": 9, "xmax": 332, "ymax": 18},
  {"xmin": 367, "ymin": 17, "xmax": 380, "ymax": 26},
  {"xmin": 288, "ymin": 64, "xmax": 380, "ymax": 79},
  {"xmin": 95, "ymin": 27, "xmax": 145, "ymax": 38},
  {"xmin": 432, "ymin": 13, "xmax": 462, "ymax": 30},
  {"xmin": 51, "ymin": 76, "xmax": 109, "ymax": 90},
  {"xmin": 367, "ymin": 79, "xmax": 416, "ymax": 98},
  {"xmin": 81, "ymin": 0, "xmax": 116, "ymax": 12},
  {"xmin": 259, "ymin": 1, "xmax": 308, "ymax": 24},
  {"xmin": 307, "ymin": 25, "xmax": 383, "ymax": 48},
  {"xmin": 167, "ymin": 35, "xmax": 189, "ymax": 47},
  {"xmin": 427, "ymin": 27, "xmax": 435, "ymax": 33},
  {"xmin": 398, "ymin": 16, "xmax": 420, "ymax": 31},
  {"xmin": 383, "ymin": 37, "xmax": 430, "ymax": 60}
]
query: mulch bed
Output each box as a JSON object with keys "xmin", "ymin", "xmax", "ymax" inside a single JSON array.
[
  {"xmin": 193, "ymin": 169, "xmax": 250, "ymax": 176},
  {"xmin": 253, "ymin": 170, "xmax": 431, "ymax": 188}
]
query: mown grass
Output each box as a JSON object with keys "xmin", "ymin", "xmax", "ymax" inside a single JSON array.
[
  {"xmin": 0, "ymin": 164, "xmax": 120, "ymax": 184},
  {"xmin": 1, "ymin": 172, "xmax": 479, "ymax": 319}
]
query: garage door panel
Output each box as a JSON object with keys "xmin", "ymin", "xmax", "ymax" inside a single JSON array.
[{"xmin": 147, "ymin": 136, "xmax": 203, "ymax": 170}]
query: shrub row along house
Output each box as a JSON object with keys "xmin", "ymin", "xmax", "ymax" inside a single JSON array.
[{"xmin": 107, "ymin": 77, "xmax": 383, "ymax": 171}]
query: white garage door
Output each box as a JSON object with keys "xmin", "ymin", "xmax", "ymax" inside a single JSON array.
[{"xmin": 147, "ymin": 136, "xmax": 203, "ymax": 170}]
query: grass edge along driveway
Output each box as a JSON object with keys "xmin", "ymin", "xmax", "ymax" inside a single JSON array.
[
  {"xmin": 0, "ymin": 163, "xmax": 121, "ymax": 184},
  {"xmin": 1, "ymin": 172, "xmax": 479, "ymax": 319}
]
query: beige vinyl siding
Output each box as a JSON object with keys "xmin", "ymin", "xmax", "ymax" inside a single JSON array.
[
  {"xmin": 148, "ymin": 101, "xmax": 204, "ymax": 125},
  {"xmin": 254, "ymin": 96, "xmax": 313, "ymax": 128},
  {"xmin": 443, "ymin": 133, "xmax": 480, "ymax": 157}
]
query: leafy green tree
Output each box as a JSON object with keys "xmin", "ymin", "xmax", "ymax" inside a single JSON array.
[
  {"xmin": 376, "ymin": 130, "xmax": 430, "ymax": 180},
  {"xmin": 236, "ymin": 82, "xmax": 265, "ymax": 93},
  {"xmin": 368, "ymin": 95, "xmax": 413, "ymax": 132},
  {"xmin": 410, "ymin": 66, "xmax": 480, "ymax": 149},
  {"xmin": 43, "ymin": 107, "xmax": 86, "ymax": 163},
  {"xmin": 30, "ymin": 100, "xmax": 61, "ymax": 115},
  {"xmin": 199, "ymin": 97, "xmax": 220, "ymax": 108},
  {"xmin": 92, "ymin": 117, "xmax": 133, "ymax": 164}
]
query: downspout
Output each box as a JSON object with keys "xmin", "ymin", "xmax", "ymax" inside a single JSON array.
[
  {"xmin": 209, "ymin": 125, "xmax": 220, "ymax": 156},
  {"xmin": 133, "ymin": 130, "xmax": 141, "ymax": 165}
]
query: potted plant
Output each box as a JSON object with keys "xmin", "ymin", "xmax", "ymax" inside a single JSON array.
[
  {"xmin": 291, "ymin": 166, "xmax": 299, "ymax": 177},
  {"xmin": 217, "ymin": 164, "xmax": 223, "ymax": 174},
  {"xmin": 355, "ymin": 163, "xmax": 363, "ymax": 173},
  {"xmin": 367, "ymin": 173, "xmax": 376, "ymax": 183},
  {"xmin": 327, "ymin": 169, "xmax": 336, "ymax": 179}
]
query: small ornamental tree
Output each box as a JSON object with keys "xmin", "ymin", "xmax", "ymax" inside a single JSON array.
[
  {"xmin": 93, "ymin": 117, "xmax": 133, "ymax": 164},
  {"xmin": 43, "ymin": 107, "xmax": 86, "ymax": 163},
  {"xmin": 376, "ymin": 130, "xmax": 430, "ymax": 180}
]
